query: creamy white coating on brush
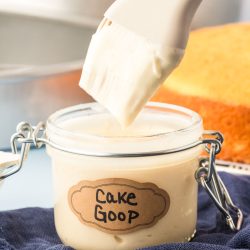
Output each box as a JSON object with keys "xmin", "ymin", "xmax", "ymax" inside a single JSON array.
[
  {"xmin": 80, "ymin": 0, "xmax": 202, "ymax": 126},
  {"xmin": 80, "ymin": 23, "xmax": 183, "ymax": 126}
]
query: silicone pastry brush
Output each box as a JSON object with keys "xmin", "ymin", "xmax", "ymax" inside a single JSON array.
[{"xmin": 80, "ymin": 0, "xmax": 202, "ymax": 126}]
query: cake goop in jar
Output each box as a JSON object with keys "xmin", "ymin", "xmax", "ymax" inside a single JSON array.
[{"xmin": 46, "ymin": 102, "xmax": 203, "ymax": 250}]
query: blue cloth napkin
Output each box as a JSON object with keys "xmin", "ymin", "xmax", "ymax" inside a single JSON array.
[{"xmin": 0, "ymin": 172, "xmax": 249, "ymax": 250}]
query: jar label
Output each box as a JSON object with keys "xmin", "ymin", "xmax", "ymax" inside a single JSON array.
[{"xmin": 68, "ymin": 178, "xmax": 170, "ymax": 234}]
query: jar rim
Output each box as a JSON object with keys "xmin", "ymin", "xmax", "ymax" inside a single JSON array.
[
  {"xmin": 45, "ymin": 102, "xmax": 204, "ymax": 157},
  {"xmin": 46, "ymin": 102, "xmax": 202, "ymax": 142}
]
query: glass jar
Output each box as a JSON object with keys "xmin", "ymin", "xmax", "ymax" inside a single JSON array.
[{"xmin": 46, "ymin": 102, "xmax": 202, "ymax": 250}]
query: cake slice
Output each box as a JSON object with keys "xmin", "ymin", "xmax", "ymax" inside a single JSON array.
[{"xmin": 152, "ymin": 23, "xmax": 250, "ymax": 164}]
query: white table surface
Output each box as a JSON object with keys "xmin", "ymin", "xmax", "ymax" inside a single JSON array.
[{"xmin": 0, "ymin": 148, "xmax": 53, "ymax": 211}]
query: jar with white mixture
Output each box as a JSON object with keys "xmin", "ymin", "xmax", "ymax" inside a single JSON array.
[{"xmin": 1, "ymin": 102, "xmax": 243, "ymax": 250}]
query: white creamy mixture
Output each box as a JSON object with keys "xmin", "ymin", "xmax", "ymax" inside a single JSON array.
[
  {"xmin": 60, "ymin": 112, "xmax": 190, "ymax": 137},
  {"xmin": 47, "ymin": 106, "xmax": 202, "ymax": 250}
]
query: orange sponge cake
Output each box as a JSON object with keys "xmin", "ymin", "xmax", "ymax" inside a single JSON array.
[{"xmin": 152, "ymin": 23, "xmax": 250, "ymax": 164}]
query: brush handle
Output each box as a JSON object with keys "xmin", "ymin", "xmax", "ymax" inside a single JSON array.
[
  {"xmin": 168, "ymin": 0, "xmax": 203, "ymax": 49},
  {"xmin": 105, "ymin": 0, "xmax": 202, "ymax": 49}
]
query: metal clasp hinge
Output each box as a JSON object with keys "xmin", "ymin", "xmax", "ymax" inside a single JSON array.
[
  {"xmin": 0, "ymin": 122, "xmax": 46, "ymax": 181},
  {"xmin": 195, "ymin": 131, "xmax": 243, "ymax": 231}
]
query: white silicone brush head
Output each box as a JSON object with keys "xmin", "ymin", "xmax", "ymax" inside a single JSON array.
[{"xmin": 80, "ymin": 0, "xmax": 202, "ymax": 127}]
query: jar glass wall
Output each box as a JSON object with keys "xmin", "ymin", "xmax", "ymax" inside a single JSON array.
[{"xmin": 46, "ymin": 102, "xmax": 203, "ymax": 250}]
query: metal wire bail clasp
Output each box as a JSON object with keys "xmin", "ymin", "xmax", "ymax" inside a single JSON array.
[
  {"xmin": 0, "ymin": 122, "xmax": 46, "ymax": 181},
  {"xmin": 195, "ymin": 131, "xmax": 243, "ymax": 231}
]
